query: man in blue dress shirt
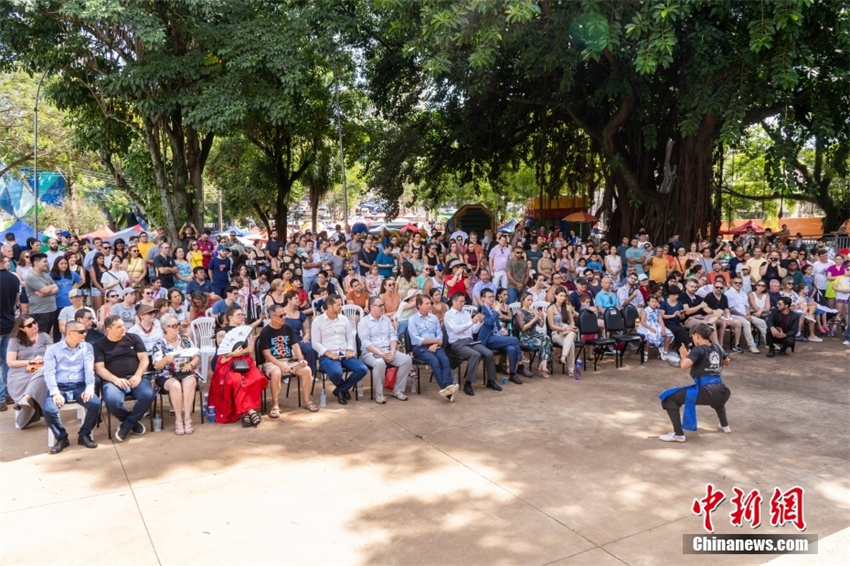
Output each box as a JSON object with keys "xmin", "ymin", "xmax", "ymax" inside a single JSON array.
[{"xmin": 408, "ymin": 295, "xmax": 459, "ymax": 402}]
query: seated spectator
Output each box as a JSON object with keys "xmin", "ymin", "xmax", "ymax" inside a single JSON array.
[
  {"xmin": 281, "ymin": 290, "xmax": 317, "ymax": 373},
  {"xmin": 58, "ymin": 289, "xmax": 94, "ymax": 335},
  {"xmin": 478, "ymin": 288, "xmax": 532, "ymax": 384},
  {"xmin": 516, "ymin": 292, "xmax": 554, "ymax": 378},
  {"xmin": 42, "ymin": 320, "xmax": 101, "ymax": 454},
  {"xmin": 107, "ymin": 288, "xmax": 138, "ymax": 329},
  {"xmin": 472, "ymin": 267, "xmax": 496, "ymax": 306},
  {"xmin": 358, "ymin": 296, "xmax": 412, "ymax": 404},
  {"xmin": 637, "ymin": 295, "xmax": 676, "ymax": 362},
  {"xmin": 345, "ymin": 278, "xmax": 369, "ymax": 309},
  {"xmin": 310, "ymin": 270, "xmax": 337, "ymax": 300},
  {"xmin": 93, "ymin": 315, "xmax": 155, "ymax": 442},
  {"xmin": 151, "ymin": 314, "xmax": 200, "ymax": 435},
  {"xmin": 188, "ymin": 291, "xmax": 211, "ymax": 321},
  {"xmin": 408, "ymin": 294, "xmax": 459, "ymax": 402},
  {"xmin": 186, "ymin": 266, "xmax": 216, "ymax": 298},
  {"xmin": 311, "ymin": 294, "xmax": 368, "ymax": 405},
  {"xmin": 766, "ymin": 297, "xmax": 799, "ymax": 357},
  {"xmin": 703, "ymin": 280, "xmax": 744, "ymax": 352},
  {"xmin": 258, "ymin": 304, "xmax": 317, "ymax": 417},
  {"xmin": 6, "ymin": 316, "xmax": 51, "ymax": 430},
  {"xmin": 128, "ymin": 305, "xmax": 164, "ymax": 354},
  {"xmin": 208, "ymin": 307, "xmax": 267, "ymax": 426},
  {"xmin": 546, "ymin": 287, "xmax": 579, "ymax": 377},
  {"xmin": 75, "ymin": 308, "xmax": 104, "ymax": 344},
  {"xmin": 212, "ymin": 285, "xmax": 241, "ymax": 316},
  {"xmin": 98, "ymin": 288, "xmax": 122, "ymax": 326}
]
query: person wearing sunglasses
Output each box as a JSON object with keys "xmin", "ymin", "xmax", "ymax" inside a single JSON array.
[
  {"xmin": 702, "ymin": 279, "xmax": 744, "ymax": 353},
  {"xmin": 42, "ymin": 320, "xmax": 101, "ymax": 454},
  {"xmin": 151, "ymin": 314, "xmax": 200, "ymax": 435},
  {"xmin": 5, "ymin": 316, "xmax": 51, "ymax": 428}
]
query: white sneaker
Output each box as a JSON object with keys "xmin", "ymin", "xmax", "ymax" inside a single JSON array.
[
  {"xmin": 843, "ymin": 340, "xmax": 850, "ymax": 346},
  {"xmin": 375, "ymin": 394, "xmax": 386, "ymax": 405},
  {"xmin": 749, "ymin": 347, "xmax": 760, "ymax": 354},
  {"xmin": 643, "ymin": 352, "xmax": 649, "ymax": 363},
  {"xmin": 718, "ymin": 424, "xmax": 732, "ymax": 434},
  {"xmin": 659, "ymin": 432, "xmax": 686, "ymax": 443},
  {"xmin": 808, "ymin": 336, "xmax": 823, "ymax": 343},
  {"xmin": 391, "ymin": 391, "xmax": 408, "ymax": 401},
  {"xmin": 659, "ymin": 350, "xmax": 668, "ymax": 362},
  {"xmin": 805, "ymin": 314, "xmax": 816, "ymax": 322}
]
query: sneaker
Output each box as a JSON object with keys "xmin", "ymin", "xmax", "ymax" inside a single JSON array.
[
  {"xmin": 805, "ymin": 314, "xmax": 816, "ymax": 322},
  {"xmin": 659, "ymin": 350, "xmax": 668, "ymax": 362},
  {"xmin": 808, "ymin": 336, "xmax": 823, "ymax": 343},
  {"xmin": 749, "ymin": 347, "xmax": 760, "ymax": 354},
  {"xmin": 642, "ymin": 352, "xmax": 649, "ymax": 363},
  {"xmin": 375, "ymin": 394, "xmax": 386, "ymax": 405},
  {"xmin": 731, "ymin": 345, "xmax": 743, "ymax": 353},
  {"xmin": 659, "ymin": 432, "xmax": 686, "ymax": 443},
  {"xmin": 718, "ymin": 424, "xmax": 732, "ymax": 434},
  {"xmin": 131, "ymin": 422, "xmax": 146, "ymax": 435},
  {"xmin": 843, "ymin": 340, "xmax": 850, "ymax": 346},
  {"xmin": 391, "ymin": 391, "xmax": 408, "ymax": 401},
  {"xmin": 798, "ymin": 336, "xmax": 809, "ymax": 343},
  {"xmin": 114, "ymin": 427, "xmax": 129, "ymax": 442}
]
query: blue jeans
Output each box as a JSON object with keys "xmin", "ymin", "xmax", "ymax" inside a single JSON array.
[
  {"xmin": 318, "ymin": 355, "xmax": 368, "ymax": 393},
  {"xmin": 483, "ymin": 334, "xmax": 522, "ymax": 373},
  {"xmin": 0, "ymin": 334, "xmax": 9, "ymax": 400},
  {"xmin": 302, "ymin": 274, "xmax": 317, "ymax": 297},
  {"xmin": 299, "ymin": 341, "xmax": 317, "ymax": 374},
  {"xmin": 101, "ymin": 379, "xmax": 155, "ymax": 433},
  {"xmin": 508, "ymin": 288, "xmax": 521, "ymax": 305},
  {"xmin": 845, "ymin": 323, "xmax": 850, "ymax": 342},
  {"xmin": 412, "ymin": 345, "xmax": 452, "ymax": 388},
  {"xmin": 43, "ymin": 382, "xmax": 101, "ymax": 440}
]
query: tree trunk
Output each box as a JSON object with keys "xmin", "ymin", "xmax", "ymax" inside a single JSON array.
[
  {"xmin": 143, "ymin": 118, "xmax": 179, "ymax": 239},
  {"xmin": 669, "ymin": 115, "xmax": 719, "ymax": 242}
]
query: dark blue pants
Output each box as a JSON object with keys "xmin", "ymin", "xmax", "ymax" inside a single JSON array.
[
  {"xmin": 43, "ymin": 382, "xmax": 101, "ymax": 441},
  {"xmin": 299, "ymin": 341, "xmax": 317, "ymax": 374},
  {"xmin": 413, "ymin": 346, "xmax": 453, "ymax": 388},
  {"xmin": 319, "ymin": 356, "xmax": 368, "ymax": 393},
  {"xmin": 483, "ymin": 334, "xmax": 522, "ymax": 373},
  {"xmin": 102, "ymin": 379, "xmax": 155, "ymax": 434}
]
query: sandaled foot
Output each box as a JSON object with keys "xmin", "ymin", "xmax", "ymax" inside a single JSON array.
[
  {"xmin": 249, "ymin": 411, "xmax": 262, "ymax": 427},
  {"xmin": 241, "ymin": 413, "xmax": 253, "ymax": 427},
  {"xmin": 539, "ymin": 366, "xmax": 551, "ymax": 379},
  {"xmin": 269, "ymin": 405, "xmax": 281, "ymax": 419},
  {"xmin": 174, "ymin": 418, "xmax": 185, "ymax": 435},
  {"xmin": 304, "ymin": 401, "xmax": 319, "ymax": 413},
  {"xmin": 183, "ymin": 418, "xmax": 194, "ymax": 435}
]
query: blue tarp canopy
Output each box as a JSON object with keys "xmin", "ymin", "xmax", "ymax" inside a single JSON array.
[
  {"xmin": 0, "ymin": 218, "xmax": 46, "ymax": 242},
  {"xmin": 351, "ymin": 222, "xmax": 369, "ymax": 234}
]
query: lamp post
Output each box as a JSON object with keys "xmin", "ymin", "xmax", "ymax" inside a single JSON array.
[
  {"xmin": 33, "ymin": 70, "xmax": 49, "ymax": 238},
  {"xmin": 333, "ymin": 60, "xmax": 348, "ymax": 229}
]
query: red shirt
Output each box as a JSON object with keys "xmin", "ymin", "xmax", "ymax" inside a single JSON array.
[{"xmin": 197, "ymin": 239, "xmax": 215, "ymax": 269}]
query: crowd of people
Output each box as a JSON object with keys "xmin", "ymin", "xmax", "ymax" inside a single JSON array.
[{"xmin": 1, "ymin": 219, "xmax": 848, "ymax": 453}]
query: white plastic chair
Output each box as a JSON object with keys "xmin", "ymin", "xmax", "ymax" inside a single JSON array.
[
  {"xmin": 508, "ymin": 302, "xmax": 521, "ymax": 316},
  {"xmin": 341, "ymin": 304, "xmax": 363, "ymax": 333},
  {"xmin": 191, "ymin": 317, "xmax": 217, "ymax": 382},
  {"xmin": 205, "ymin": 307, "xmax": 214, "ymax": 318}
]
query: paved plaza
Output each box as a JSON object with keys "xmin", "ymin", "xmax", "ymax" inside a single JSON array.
[{"xmin": 1, "ymin": 342, "xmax": 847, "ymax": 565}]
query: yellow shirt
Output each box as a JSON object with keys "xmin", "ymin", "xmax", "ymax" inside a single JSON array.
[
  {"xmin": 647, "ymin": 256, "xmax": 668, "ymax": 284},
  {"xmin": 188, "ymin": 250, "xmax": 204, "ymax": 270},
  {"xmin": 137, "ymin": 241, "xmax": 155, "ymax": 263}
]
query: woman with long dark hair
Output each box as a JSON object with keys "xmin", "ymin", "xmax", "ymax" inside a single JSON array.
[{"xmin": 88, "ymin": 252, "xmax": 107, "ymax": 310}]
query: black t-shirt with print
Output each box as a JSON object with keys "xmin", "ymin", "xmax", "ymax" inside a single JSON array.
[
  {"xmin": 257, "ymin": 324, "xmax": 298, "ymax": 360},
  {"xmin": 686, "ymin": 343, "xmax": 727, "ymax": 378}
]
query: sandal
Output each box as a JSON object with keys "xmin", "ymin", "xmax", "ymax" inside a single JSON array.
[
  {"xmin": 183, "ymin": 418, "xmax": 194, "ymax": 435},
  {"xmin": 539, "ymin": 366, "xmax": 551, "ymax": 379},
  {"xmin": 174, "ymin": 418, "xmax": 185, "ymax": 435},
  {"xmin": 241, "ymin": 413, "xmax": 253, "ymax": 427},
  {"xmin": 249, "ymin": 411, "xmax": 262, "ymax": 427},
  {"xmin": 304, "ymin": 401, "xmax": 319, "ymax": 413},
  {"xmin": 269, "ymin": 405, "xmax": 281, "ymax": 419}
]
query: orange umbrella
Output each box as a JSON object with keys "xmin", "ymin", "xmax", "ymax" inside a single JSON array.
[{"xmin": 563, "ymin": 212, "xmax": 597, "ymax": 223}]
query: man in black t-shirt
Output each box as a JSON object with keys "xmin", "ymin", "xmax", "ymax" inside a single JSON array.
[
  {"xmin": 702, "ymin": 282, "xmax": 743, "ymax": 352},
  {"xmin": 680, "ymin": 279, "xmax": 720, "ymax": 344},
  {"xmin": 93, "ymin": 315, "xmax": 154, "ymax": 441},
  {"xmin": 257, "ymin": 304, "xmax": 315, "ymax": 416},
  {"xmin": 153, "ymin": 242, "xmax": 177, "ymax": 289}
]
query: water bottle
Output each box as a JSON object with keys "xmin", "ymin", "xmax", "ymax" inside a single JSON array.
[
  {"xmin": 201, "ymin": 403, "xmax": 207, "ymax": 418},
  {"xmin": 410, "ymin": 372, "xmax": 418, "ymax": 394},
  {"xmin": 64, "ymin": 390, "xmax": 74, "ymax": 403},
  {"xmin": 153, "ymin": 414, "xmax": 162, "ymax": 432},
  {"xmin": 501, "ymin": 376, "xmax": 508, "ymax": 386},
  {"xmin": 574, "ymin": 359, "xmax": 583, "ymax": 380},
  {"xmin": 357, "ymin": 380, "xmax": 364, "ymax": 399},
  {"xmin": 203, "ymin": 393, "xmax": 209, "ymax": 406},
  {"xmin": 207, "ymin": 406, "xmax": 216, "ymax": 423},
  {"xmin": 319, "ymin": 388, "xmax": 327, "ymax": 408}
]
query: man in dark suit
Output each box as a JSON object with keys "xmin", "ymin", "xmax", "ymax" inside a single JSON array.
[
  {"xmin": 766, "ymin": 297, "xmax": 800, "ymax": 357},
  {"xmin": 478, "ymin": 288, "xmax": 532, "ymax": 384}
]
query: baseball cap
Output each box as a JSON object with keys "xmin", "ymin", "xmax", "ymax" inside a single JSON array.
[
  {"xmin": 638, "ymin": 273, "xmax": 649, "ymax": 281},
  {"xmin": 69, "ymin": 289, "xmax": 81, "ymax": 298}
]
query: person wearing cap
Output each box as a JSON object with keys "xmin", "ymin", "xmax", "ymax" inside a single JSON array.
[
  {"xmin": 735, "ymin": 265, "xmax": 753, "ymax": 294},
  {"xmin": 570, "ymin": 277, "xmax": 590, "ymax": 311},
  {"xmin": 209, "ymin": 245, "xmax": 232, "ymax": 298},
  {"xmin": 108, "ymin": 288, "xmax": 138, "ymax": 330},
  {"xmin": 58, "ymin": 289, "xmax": 95, "ymax": 335},
  {"xmin": 445, "ymin": 259, "xmax": 468, "ymax": 301},
  {"xmin": 93, "ymin": 315, "xmax": 155, "ymax": 442},
  {"xmin": 421, "ymin": 263, "xmax": 447, "ymax": 298},
  {"xmin": 127, "ymin": 304, "xmax": 164, "ymax": 354}
]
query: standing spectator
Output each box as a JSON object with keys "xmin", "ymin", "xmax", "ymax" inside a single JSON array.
[
  {"xmin": 209, "ymin": 246, "xmax": 232, "ymax": 298},
  {"xmin": 25, "ymin": 252, "xmax": 59, "ymax": 338},
  {"xmin": 488, "ymin": 234, "xmax": 511, "ymax": 290},
  {"xmin": 153, "ymin": 242, "xmax": 177, "ymax": 289},
  {"xmin": 505, "ymin": 246, "xmax": 529, "ymax": 304}
]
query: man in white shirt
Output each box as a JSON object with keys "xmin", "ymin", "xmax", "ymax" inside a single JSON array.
[
  {"xmin": 488, "ymin": 234, "xmax": 511, "ymax": 290},
  {"xmin": 725, "ymin": 276, "xmax": 762, "ymax": 353},
  {"xmin": 311, "ymin": 294, "xmax": 368, "ymax": 405},
  {"xmin": 444, "ymin": 292, "xmax": 502, "ymax": 395},
  {"xmin": 358, "ymin": 296, "xmax": 411, "ymax": 404},
  {"xmin": 811, "ymin": 248, "xmax": 834, "ymax": 293}
]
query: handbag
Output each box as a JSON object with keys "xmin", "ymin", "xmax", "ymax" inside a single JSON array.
[
  {"xmin": 384, "ymin": 366, "xmax": 399, "ymax": 389},
  {"xmin": 231, "ymin": 358, "xmax": 250, "ymax": 373}
]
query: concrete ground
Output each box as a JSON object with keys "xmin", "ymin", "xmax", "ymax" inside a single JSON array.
[{"xmin": 1, "ymin": 340, "xmax": 848, "ymax": 565}]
